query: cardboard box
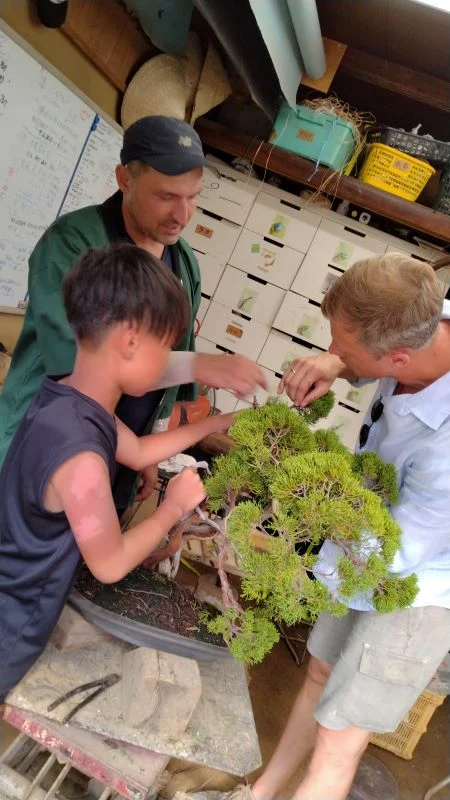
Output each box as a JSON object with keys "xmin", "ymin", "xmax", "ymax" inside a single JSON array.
[
  {"xmin": 258, "ymin": 330, "xmax": 321, "ymax": 374},
  {"xmin": 245, "ymin": 191, "xmax": 319, "ymax": 253},
  {"xmin": 200, "ymin": 301, "xmax": 270, "ymax": 361},
  {"xmin": 229, "ymin": 227, "xmax": 305, "ymax": 289},
  {"xmin": 183, "ymin": 209, "xmax": 241, "ymax": 260},
  {"xmin": 195, "ymin": 250, "xmax": 226, "ymax": 297},
  {"xmin": 213, "ymin": 265, "xmax": 286, "ymax": 326},
  {"xmin": 274, "ymin": 292, "xmax": 331, "ymax": 350},
  {"xmin": 197, "ymin": 155, "xmax": 261, "ymax": 225}
]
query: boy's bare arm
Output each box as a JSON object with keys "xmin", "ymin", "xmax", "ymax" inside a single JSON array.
[
  {"xmin": 51, "ymin": 451, "xmax": 205, "ymax": 583},
  {"xmin": 115, "ymin": 412, "xmax": 234, "ymax": 471}
]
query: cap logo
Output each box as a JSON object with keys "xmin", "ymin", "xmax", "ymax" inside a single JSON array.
[{"xmin": 178, "ymin": 135, "xmax": 192, "ymax": 148}]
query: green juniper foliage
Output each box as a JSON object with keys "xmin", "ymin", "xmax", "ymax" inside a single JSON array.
[{"xmin": 203, "ymin": 397, "xmax": 418, "ymax": 664}]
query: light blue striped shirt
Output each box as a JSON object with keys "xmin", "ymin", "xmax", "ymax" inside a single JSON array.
[{"xmin": 315, "ymin": 300, "xmax": 450, "ymax": 611}]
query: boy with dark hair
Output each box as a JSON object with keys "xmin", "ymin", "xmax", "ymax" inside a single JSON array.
[{"xmin": 0, "ymin": 243, "xmax": 233, "ymax": 702}]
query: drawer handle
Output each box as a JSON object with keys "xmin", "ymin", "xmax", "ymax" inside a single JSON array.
[
  {"xmin": 344, "ymin": 225, "xmax": 367, "ymax": 238},
  {"xmin": 291, "ymin": 333, "xmax": 326, "ymax": 349},
  {"xmin": 215, "ymin": 343, "xmax": 234, "ymax": 354},
  {"xmin": 232, "ymin": 309, "xmax": 251, "ymax": 322},
  {"xmin": 306, "ymin": 298, "xmax": 321, "ymax": 309},
  {"xmin": 247, "ymin": 273, "xmax": 267, "ymax": 286},
  {"xmin": 221, "ymin": 174, "xmax": 237, "ymax": 185},
  {"xmin": 200, "ymin": 208, "xmax": 224, "ymax": 221},
  {"xmin": 337, "ymin": 401, "xmax": 359, "ymax": 415},
  {"xmin": 263, "ymin": 236, "xmax": 284, "ymax": 249},
  {"xmin": 280, "ymin": 198, "xmax": 301, "ymax": 212},
  {"xmin": 327, "ymin": 263, "xmax": 345, "ymax": 274},
  {"xmin": 410, "ymin": 254, "xmax": 429, "ymax": 264}
]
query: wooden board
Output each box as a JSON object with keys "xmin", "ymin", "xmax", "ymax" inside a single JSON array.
[
  {"xmin": 340, "ymin": 47, "xmax": 450, "ymax": 113},
  {"xmin": 62, "ymin": 0, "xmax": 153, "ymax": 92},
  {"xmin": 300, "ymin": 38, "xmax": 347, "ymax": 93}
]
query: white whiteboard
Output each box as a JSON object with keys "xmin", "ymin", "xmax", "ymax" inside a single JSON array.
[{"xmin": 0, "ymin": 23, "xmax": 122, "ymax": 313}]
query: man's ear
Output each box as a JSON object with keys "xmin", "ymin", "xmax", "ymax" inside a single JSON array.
[
  {"xmin": 116, "ymin": 164, "xmax": 132, "ymax": 195},
  {"xmin": 390, "ymin": 348, "xmax": 411, "ymax": 369}
]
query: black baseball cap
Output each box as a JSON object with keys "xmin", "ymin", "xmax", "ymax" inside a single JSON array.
[{"xmin": 120, "ymin": 116, "xmax": 210, "ymax": 176}]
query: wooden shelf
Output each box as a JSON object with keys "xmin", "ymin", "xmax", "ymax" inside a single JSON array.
[{"xmin": 196, "ymin": 120, "xmax": 450, "ymax": 243}]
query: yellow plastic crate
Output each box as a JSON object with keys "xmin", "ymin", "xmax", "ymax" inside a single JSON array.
[
  {"xmin": 370, "ymin": 690, "xmax": 446, "ymax": 760},
  {"xmin": 359, "ymin": 143, "xmax": 435, "ymax": 201}
]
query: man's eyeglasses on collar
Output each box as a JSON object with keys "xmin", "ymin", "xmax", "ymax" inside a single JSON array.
[{"xmin": 359, "ymin": 397, "xmax": 384, "ymax": 449}]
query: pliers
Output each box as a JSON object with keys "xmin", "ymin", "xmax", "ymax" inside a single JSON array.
[{"xmin": 47, "ymin": 673, "xmax": 120, "ymax": 724}]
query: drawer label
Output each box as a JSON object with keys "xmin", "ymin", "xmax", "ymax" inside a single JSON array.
[
  {"xmin": 281, "ymin": 352, "xmax": 298, "ymax": 373},
  {"xmin": 250, "ymin": 242, "xmax": 276, "ymax": 271},
  {"xmin": 225, "ymin": 322, "xmax": 243, "ymax": 339},
  {"xmin": 269, "ymin": 214, "xmax": 289, "ymax": 240},
  {"xmin": 332, "ymin": 240, "xmax": 354, "ymax": 268},
  {"xmin": 345, "ymin": 387, "xmax": 364, "ymax": 406},
  {"xmin": 237, "ymin": 287, "xmax": 258, "ymax": 314},
  {"xmin": 321, "ymin": 271, "xmax": 339, "ymax": 295},
  {"xmin": 297, "ymin": 314, "xmax": 318, "ymax": 339},
  {"xmin": 330, "ymin": 413, "xmax": 351, "ymax": 439},
  {"xmin": 260, "ymin": 248, "xmax": 276, "ymax": 271},
  {"xmin": 195, "ymin": 224, "xmax": 214, "ymax": 239}
]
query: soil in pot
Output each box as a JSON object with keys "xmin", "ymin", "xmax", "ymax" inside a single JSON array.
[{"xmin": 75, "ymin": 564, "xmax": 227, "ymax": 648}]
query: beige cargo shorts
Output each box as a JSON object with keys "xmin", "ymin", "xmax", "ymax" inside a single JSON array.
[{"xmin": 307, "ymin": 605, "xmax": 450, "ymax": 733}]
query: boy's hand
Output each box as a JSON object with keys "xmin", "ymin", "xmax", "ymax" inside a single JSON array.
[
  {"xmin": 165, "ymin": 468, "xmax": 206, "ymax": 519},
  {"xmin": 136, "ymin": 464, "xmax": 158, "ymax": 502},
  {"xmin": 210, "ymin": 412, "xmax": 236, "ymax": 434}
]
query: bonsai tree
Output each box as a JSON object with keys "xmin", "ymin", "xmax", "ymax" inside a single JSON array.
[{"xmin": 199, "ymin": 396, "xmax": 418, "ymax": 664}]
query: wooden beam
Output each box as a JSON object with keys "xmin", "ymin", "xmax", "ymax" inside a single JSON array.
[
  {"xmin": 196, "ymin": 119, "xmax": 450, "ymax": 243},
  {"xmin": 340, "ymin": 47, "xmax": 450, "ymax": 113}
]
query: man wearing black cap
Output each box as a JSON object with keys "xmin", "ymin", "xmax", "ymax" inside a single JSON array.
[{"xmin": 0, "ymin": 116, "xmax": 266, "ymax": 511}]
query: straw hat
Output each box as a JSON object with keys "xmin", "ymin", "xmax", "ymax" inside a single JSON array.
[
  {"xmin": 121, "ymin": 55, "xmax": 186, "ymax": 128},
  {"xmin": 190, "ymin": 42, "xmax": 231, "ymax": 124},
  {"xmin": 121, "ymin": 35, "xmax": 231, "ymax": 130},
  {"xmin": 184, "ymin": 32, "xmax": 203, "ymax": 111}
]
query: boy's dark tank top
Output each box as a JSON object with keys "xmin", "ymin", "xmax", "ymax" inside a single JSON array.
[{"xmin": 0, "ymin": 378, "xmax": 116, "ymax": 701}]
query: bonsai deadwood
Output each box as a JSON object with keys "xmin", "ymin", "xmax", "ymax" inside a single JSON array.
[
  {"xmin": 202, "ymin": 398, "xmax": 418, "ymax": 665},
  {"xmin": 142, "ymin": 510, "xmax": 218, "ymax": 573}
]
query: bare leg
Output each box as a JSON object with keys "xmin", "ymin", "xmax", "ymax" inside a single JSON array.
[
  {"xmin": 293, "ymin": 724, "xmax": 371, "ymax": 800},
  {"xmin": 251, "ymin": 656, "xmax": 331, "ymax": 800}
]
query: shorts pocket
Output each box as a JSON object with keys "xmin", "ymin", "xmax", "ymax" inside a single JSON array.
[{"xmin": 360, "ymin": 642, "xmax": 426, "ymax": 688}]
